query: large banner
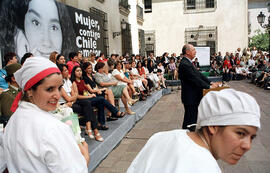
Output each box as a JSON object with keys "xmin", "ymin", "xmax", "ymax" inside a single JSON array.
[
  {"xmin": 68, "ymin": 6, "xmax": 104, "ymax": 57},
  {"xmin": 0, "ymin": 0, "xmax": 104, "ymax": 65}
]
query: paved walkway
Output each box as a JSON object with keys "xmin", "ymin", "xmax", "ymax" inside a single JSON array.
[{"xmin": 95, "ymin": 80, "xmax": 270, "ymax": 173}]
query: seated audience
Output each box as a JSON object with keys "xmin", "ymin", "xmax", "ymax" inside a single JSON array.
[
  {"xmin": 131, "ymin": 61, "xmax": 149, "ymax": 94},
  {"xmin": 89, "ymin": 53, "xmax": 97, "ymax": 73},
  {"xmin": 1, "ymin": 52, "xmax": 18, "ymax": 91},
  {"xmin": 137, "ymin": 61, "xmax": 154, "ymax": 91},
  {"xmin": 168, "ymin": 58, "xmax": 178, "ymax": 80},
  {"xmin": 70, "ymin": 66, "xmax": 125, "ymax": 128},
  {"xmin": 94, "ymin": 62, "xmax": 136, "ymax": 115},
  {"xmin": 82, "ymin": 62, "xmax": 116, "ymax": 108},
  {"xmin": 112, "ymin": 61, "xmax": 139, "ymax": 97},
  {"xmin": 222, "ymin": 65, "xmax": 231, "ymax": 82},
  {"xmin": 157, "ymin": 62, "xmax": 166, "ymax": 88},
  {"xmin": 3, "ymin": 57, "xmax": 89, "ymax": 172},
  {"xmin": 235, "ymin": 64, "xmax": 247, "ymax": 80},
  {"xmin": 210, "ymin": 60, "xmax": 220, "ymax": 76},
  {"xmin": 157, "ymin": 69, "xmax": 167, "ymax": 88},
  {"xmin": 56, "ymin": 54, "xmax": 66, "ymax": 65},
  {"xmin": 58, "ymin": 64, "xmax": 104, "ymax": 142},
  {"xmin": 66, "ymin": 52, "xmax": 80, "ymax": 75},
  {"xmin": 143, "ymin": 60, "xmax": 160, "ymax": 90},
  {"xmin": 192, "ymin": 58, "xmax": 200, "ymax": 71}
]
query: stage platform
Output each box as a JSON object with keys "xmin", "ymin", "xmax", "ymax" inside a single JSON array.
[{"xmin": 84, "ymin": 88, "xmax": 171, "ymax": 172}]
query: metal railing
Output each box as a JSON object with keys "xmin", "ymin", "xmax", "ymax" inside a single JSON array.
[{"xmin": 184, "ymin": 0, "xmax": 217, "ymax": 13}]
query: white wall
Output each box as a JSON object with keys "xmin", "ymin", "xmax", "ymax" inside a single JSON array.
[
  {"xmin": 248, "ymin": 0, "xmax": 270, "ymax": 37},
  {"xmin": 129, "ymin": 0, "xmax": 146, "ymax": 55},
  {"xmin": 143, "ymin": 0, "xmax": 249, "ymax": 56}
]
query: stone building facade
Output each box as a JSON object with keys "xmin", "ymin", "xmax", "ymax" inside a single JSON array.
[
  {"xmin": 142, "ymin": 0, "xmax": 252, "ymax": 56},
  {"xmin": 57, "ymin": 0, "xmax": 145, "ymax": 57}
]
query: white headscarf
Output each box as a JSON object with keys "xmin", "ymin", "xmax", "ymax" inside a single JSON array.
[
  {"xmin": 11, "ymin": 57, "xmax": 60, "ymax": 112},
  {"xmin": 197, "ymin": 89, "xmax": 261, "ymax": 129}
]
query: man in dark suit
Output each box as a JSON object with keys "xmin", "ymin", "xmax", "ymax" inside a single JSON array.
[{"xmin": 178, "ymin": 44, "xmax": 218, "ymax": 131}]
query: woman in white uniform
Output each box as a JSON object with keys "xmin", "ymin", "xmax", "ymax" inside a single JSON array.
[
  {"xmin": 127, "ymin": 89, "xmax": 261, "ymax": 173},
  {"xmin": 3, "ymin": 57, "xmax": 89, "ymax": 173},
  {"xmin": 0, "ymin": 128, "xmax": 6, "ymax": 172}
]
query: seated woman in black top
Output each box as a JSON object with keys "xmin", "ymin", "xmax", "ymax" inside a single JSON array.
[
  {"xmin": 58, "ymin": 64, "xmax": 103, "ymax": 142},
  {"xmin": 70, "ymin": 66, "xmax": 125, "ymax": 126},
  {"xmin": 82, "ymin": 62, "xmax": 115, "ymax": 103}
]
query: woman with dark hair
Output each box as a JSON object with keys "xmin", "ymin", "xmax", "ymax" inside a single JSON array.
[
  {"xmin": 112, "ymin": 61, "xmax": 139, "ymax": 97},
  {"xmin": 94, "ymin": 62, "xmax": 137, "ymax": 115},
  {"xmin": 3, "ymin": 57, "xmax": 89, "ymax": 172},
  {"xmin": 82, "ymin": 62, "xmax": 116, "ymax": 108},
  {"xmin": 0, "ymin": 0, "xmax": 77, "ymax": 60},
  {"xmin": 70, "ymin": 66, "xmax": 125, "ymax": 127},
  {"xmin": 147, "ymin": 59, "xmax": 156, "ymax": 74},
  {"xmin": 56, "ymin": 54, "xmax": 66, "ymax": 65},
  {"xmin": 20, "ymin": 52, "xmax": 33, "ymax": 65},
  {"xmin": 130, "ymin": 61, "xmax": 149, "ymax": 95},
  {"xmin": 143, "ymin": 59, "xmax": 160, "ymax": 90},
  {"xmin": 58, "ymin": 64, "xmax": 103, "ymax": 142},
  {"xmin": 156, "ymin": 62, "xmax": 166, "ymax": 88},
  {"xmin": 137, "ymin": 61, "xmax": 153, "ymax": 91},
  {"xmin": 128, "ymin": 89, "xmax": 261, "ymax": 173}
]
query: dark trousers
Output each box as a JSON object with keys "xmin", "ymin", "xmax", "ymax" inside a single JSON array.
[
  {"xmin": 72, "ymin": 99, "xmax": 97, "ymax": 130},
  {"xmin": 88, "ymin": 96, "xmax": 119, "ymax": 125},
  {"xmin": 182, "ymin": 104, "xmax": 199, "ymax": 132},
  {"xmin": 264, "ymin": 76, "xmax": 270, "ymax": 89},
  {"xmin": 222, "ymin": 72, "xmax": 231, "ymax": 82}
]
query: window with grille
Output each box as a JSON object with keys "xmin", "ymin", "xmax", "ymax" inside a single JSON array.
[
  {"xmin": 205, "ymin": 0, "xmax": 214, "ymax": 8},
  {"xmin": 90, "ymin": 7, "xmax": 109, "ymax": 57},
  {"xmin": 144, "ymin": 0, "xmax": 152, "ymax": 13},
  {"xmin": 122, "ymin": 23, "xmax": 132, "ymax": 55},
  {"xmin": 145, "ymin": 30, "xmax": 156, "ymax": 56},
  {"xmin": 184, "ymin": 0, "xmax": 216, "ymax": 13},
  {"xmin": 187, "ymin": 0, "xmax": 196, "ymax": 10},
  {"xmin": 138, "ymin": 29, "xmax": 145, "ymax": 56},
  {"xmin": 185, "ymin": 26, "xmax": 217, "ymax": 55}
]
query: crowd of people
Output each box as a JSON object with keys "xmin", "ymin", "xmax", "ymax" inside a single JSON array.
[
  {"xmin": 0, "ymin": 46, "xmax": 268, "ymax": 172},
  {"xmin": 1, "ymin": 47, "xmax": 269, "ymax": 129},
  {"xmin": 0, "ymin": 50, "xmax": 179, "ymax": 143},
  {"xmin": 209, "ymin": 47, "xmax": 270, "ymax": 90},
  {"xmin": 150, "ymin": 47, "xmax": 270, "ymax": 90}
]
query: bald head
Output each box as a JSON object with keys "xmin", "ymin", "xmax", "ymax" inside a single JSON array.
[{"xmin": 182, "ymin": 44, "xmax": 196, "ymax": 60}]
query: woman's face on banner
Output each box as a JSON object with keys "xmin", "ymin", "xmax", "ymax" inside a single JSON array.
[{"xmin": 24, "ymin": 0, "xmax": 62, "ymax": 58}]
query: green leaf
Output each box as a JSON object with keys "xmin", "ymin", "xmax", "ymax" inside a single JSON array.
[{"xmin": 249, "ymin": 29, "xmax": 269, "ymax": 51}]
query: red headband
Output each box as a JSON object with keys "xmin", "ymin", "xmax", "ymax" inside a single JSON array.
[{"xmin": 10, "ymin": 67, "xmax": 60, "ymax": 112}]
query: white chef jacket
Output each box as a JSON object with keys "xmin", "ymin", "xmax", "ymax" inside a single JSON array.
[
  {"xmin": 0, "ymin": 129, "xmax": 6, "ymax": 172},
  {"xmin": 127, "ymin": 130, "xmax": 221, "ymax": 173},
  {"xmin": 3, "ymin": 101, "xmax": 88, "ymax": 173}
]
